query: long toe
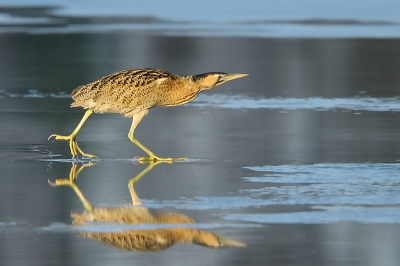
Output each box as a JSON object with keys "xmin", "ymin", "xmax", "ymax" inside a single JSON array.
[
  {"xmin": 137, "ymin": 155, "xmax": 185, "ymax": 163},
  {"xmin": 72, "ymin": 142, "xmax": 99, "ymax": 160},
  {"xmin": 48, "ymin": 134, "xmax": 73, "ymax": 141},
  {"xmin": 171, "ymin": 157, "xmax": 189, "ymax": 162},
  {"xmin": 81, "ymin": 153, "xmax": 99, "ymax": 160},
  {"xmin": 137, "ymin": 156, "xmax": 164, "ymax": 163}
]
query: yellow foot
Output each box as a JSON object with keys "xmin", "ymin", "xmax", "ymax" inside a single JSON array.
[
  {"xmin": 133, "ymin": 155, "xmax": 188, "ymax": 164},
  {"xmin": 48, "ymin": 134, "xmax": 98, "ymax": 160}
]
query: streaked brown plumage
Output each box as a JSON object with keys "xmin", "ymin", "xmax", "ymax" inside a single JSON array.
[
  {"xmin": 49, "ymin": 161, "xmax": 246, "ymax": 251},
  {"xmin": 72, "ymin": 207, "xmax": 246, "ymax": 251},
  {"xmin": 49, "ymin": 68, "xmax": 248, "ymax": 161}
]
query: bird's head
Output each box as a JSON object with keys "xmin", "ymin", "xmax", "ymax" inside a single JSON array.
[{"xmin": 192, "ymin": 72, "xmax": 248, "ymax": 90}]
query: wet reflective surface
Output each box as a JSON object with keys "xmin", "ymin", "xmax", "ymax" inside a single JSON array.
[
  {"xmin": 48, "ymin": 162, "xmax": 246, "ymax": 251},
  {"xmin": 1, "ymin": 5, "xmax": 400, "ymax": 266}
]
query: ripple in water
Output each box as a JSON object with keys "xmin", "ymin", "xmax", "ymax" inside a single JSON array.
[
  {"xmin": 234, "ymin": 163, "xmax": 400, "ymax": 224},
  {"xmin": 192, "ymin": 94, "xmax": 400, "ymax": 112},
  {"xmin": 2, "ymin": 90, "xmax": 400, "ymax": 112}
]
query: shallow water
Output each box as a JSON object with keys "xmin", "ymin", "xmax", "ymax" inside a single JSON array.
[
  {"xmin": 1, "ymin": 0, "xmax": 400, "ymax": 37},
  {"xmin": 1, "ymin": 6, "xmax": 400, "ymax": 266}
]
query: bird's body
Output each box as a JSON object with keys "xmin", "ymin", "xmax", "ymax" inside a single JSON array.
[
  {"xmin": 71, "ymin": 68, "xmax": 230, "ymax": 116},
  {"xmin": 71, "ymin": 68, "xmax": 201, "ymax": 116},
  {"xmin": 49, "ymin": 68, "xmax": 247, "ymax": 161}
]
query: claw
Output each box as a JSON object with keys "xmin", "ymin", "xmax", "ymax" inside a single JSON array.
[
  {"xmin": 48, "ymin": 133, "xmax": 98, "ymax": 160},
  {"xmin": 132, "ymin": 156, "xmax": 145, "ymax": 165},
  {"xmin": 48, "ymin": 134, "xmax": 71, "ymax": 141},
  {"xmin": 82, "ymin": 161, "xmax": 98, "ymax": 167},
  {"xmin": 173, "ymin": 157, "xmax": 189, "ymax": 162},
  {"xmin": 141, "ymin": 156, "xmax": 172, "ymax": 163},
  {"xmin": 82, "ymin": 155, "xmax": 99, "ymax": 160},
  {"xmin": 48, "ymin": 178, "xmax": 69, "ymax": 186},
  {"xmin": 76, "ymin": 148, "xmax": 98, "ymax": 160},
  {"xmin": 48, "ymin": 134, "xmax": 57, "ymax": 140},
  {"xmin": 133, "ymin": 156, "xmax": 187, "ymax": 163}
]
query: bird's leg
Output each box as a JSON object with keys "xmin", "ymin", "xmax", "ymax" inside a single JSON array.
[
  {"xmin": 48, "ymin": 109, "xmax": 98, "ymax": 160},
  {"xmin": 128, "ymin": 111, "xmax": 187, "ymax": 162},
  {"xmin": 129, "ymin": 134, "xmax": 169, "ymax": 162},
  {"xmin": 48, "ymin": 162, "xmax": 95, "ymax": 211},
  {"xmin": 128, "ymin": 160, "xmax": 167, "ymax": 205}
]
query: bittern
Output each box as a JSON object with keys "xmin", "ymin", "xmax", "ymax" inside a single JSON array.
[
  {"xmin": 49, "ymin": 68, "xmax": 247, "ymax": 161},
  {"xmin": 50, "ymin": 161, "xmax": 246, "ymax": 251}
]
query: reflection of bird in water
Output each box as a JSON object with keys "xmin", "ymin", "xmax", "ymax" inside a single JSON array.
[
  {"xmin": 48, "ymin": 68, "xmax": 248, "ymax": 161},
  {"xmin": 71, "ymin": 208, "xmax": 244, "ymax": 251},
  {"xmin": 49, "ymin": 161, "xmax": 246, "ymax": 251}
]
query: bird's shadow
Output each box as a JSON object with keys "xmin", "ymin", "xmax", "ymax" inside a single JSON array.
[{"xmin": 48, "ymin": 160, "xmax": 246, "ymax": 251}]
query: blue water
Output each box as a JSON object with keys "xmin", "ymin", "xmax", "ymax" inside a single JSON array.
[
  {"xmin": 2, "ymin": 90, "xmax": 400, "ymax": 112},
  {"xmin": 1, "ymin": 0, "xmax": 400, "ymax": 37},
  {"xmin": 1, "ymin": 5, "xmax": 400, "ymax": 264},
  {"xmin": 243, "ymin": 163, "xmax": 400, "ymax": 206}
]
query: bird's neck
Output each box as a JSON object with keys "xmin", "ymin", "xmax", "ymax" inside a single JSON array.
[{"xmin": 154, "ymin": 77, "xmax": 202, "ymax": 107}]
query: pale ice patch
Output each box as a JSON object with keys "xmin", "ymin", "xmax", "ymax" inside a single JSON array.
[
  {"xmin": 143, "ymin": 196, "xmax": 268, "ymax": 210},
  {"xmin": 2, "ymin": 90, "xmax": 400, "ymax": 112},
  {"xmin": 222, "ymin": 163, "xmax": 400, "ymax": 224},
  {"xmin": 191, "ymin": 94, "xmax": 400, "ymax": 112},
  {"xmin": 225, "ymin": 206, "xmax": 400, "ymax": 224},
  {"xmin": 242, "ymin": 163, "xmax": 400, "ymax": 205},
  {"xmin": 243, "ymin": 163, "xmax": 400, "ymax": 184}
]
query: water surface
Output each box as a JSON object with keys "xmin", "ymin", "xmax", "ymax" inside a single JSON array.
[{"xmin": 0, "ymin": 6, "xmax": 400, "ymax": 266}]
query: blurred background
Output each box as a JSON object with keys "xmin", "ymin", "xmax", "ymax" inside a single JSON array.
[
  {"xmin": 1, "ymin": 0, "xmax": 400, "ymax": 37},
  {"xmin": 1, "ymin": 1, "xmax": 400, "ymax": 266}
]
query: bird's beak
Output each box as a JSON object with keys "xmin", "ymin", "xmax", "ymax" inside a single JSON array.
[{"xmin": 217, "ymin": 73, "xmax": 248, "ymax": 85}]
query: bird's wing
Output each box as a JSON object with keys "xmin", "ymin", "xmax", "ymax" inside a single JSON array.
[{"xmin": 70, "ymin": 68, "xmax": 178, "ymax": 114}]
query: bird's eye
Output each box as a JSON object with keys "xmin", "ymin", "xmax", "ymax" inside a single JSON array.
[{"xmin": 217, "ymin": 75, "xmax": 222, "ymax": 81}]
